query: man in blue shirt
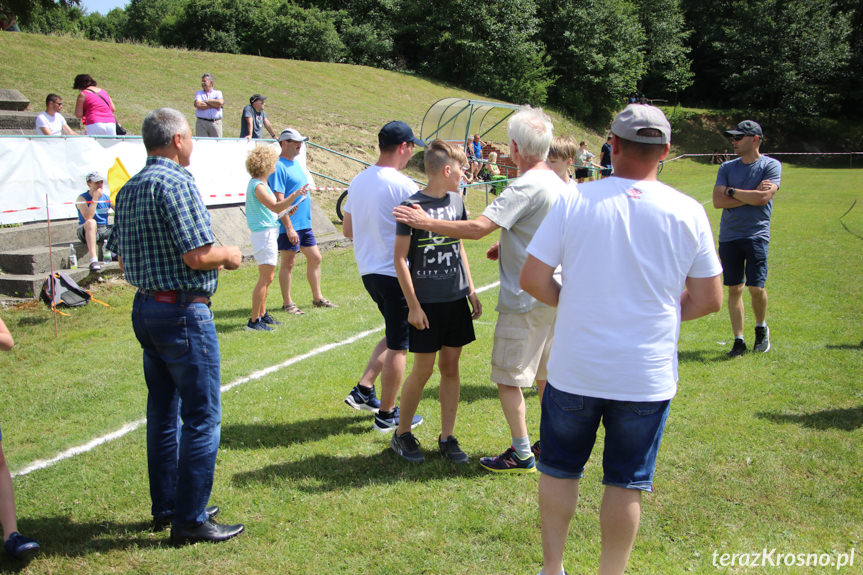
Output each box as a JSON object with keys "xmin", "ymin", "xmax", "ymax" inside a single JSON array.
[
  {"xmin": 269, "ymin": 128, "xmax": 337, "ymax": 314},
  {"xmin": 76, "ymin": 171, "xmax": 112, "ymax": 271},
  {"xmin": 106, "ymin": 107, "xmax": 245, "ymax": 545},
  {"xmin": 713, "ymin": 120, "xmax": 782, "ymax": 357}
]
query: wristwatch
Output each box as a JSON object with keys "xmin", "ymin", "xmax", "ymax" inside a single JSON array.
[{"xmin": 727, "ymin": 187, "xmax": 736, "ymax": 197}]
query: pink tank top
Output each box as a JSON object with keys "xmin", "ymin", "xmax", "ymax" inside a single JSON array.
[{"xmin": 82, "ymin": 89, "xmax": 116, "ymax": 125}]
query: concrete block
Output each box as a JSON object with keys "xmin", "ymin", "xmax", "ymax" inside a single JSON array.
[{"xmin": 0, "ymin": 89, "xmax": 29, "ymax": 112}]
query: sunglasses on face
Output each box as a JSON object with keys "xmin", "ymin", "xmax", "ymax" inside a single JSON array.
[{"xmin": 730, "ymin": 134, "xmax": 749, "ymax": 141}]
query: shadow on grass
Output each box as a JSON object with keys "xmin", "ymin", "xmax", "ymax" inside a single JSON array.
[
  {"xmin": 678, "ymin": 348, "xmax": 727, "ymax": 363},
  {"xmin": 0, "ymin": 517, "xmax": 165, "ymax": 572},
  {"xmin": 231, "ymin": 449, "xmax": 486, "ymax": 493},
  {"xmin": 756, "ymin": 405, "xmax": 863, "ymax": 431},
  {"xmin": 422, "ymin": 382, "xmax": 502, "ymax": 403},
  {"xmin": 222, "ymin": 414, "xmax": 370, "ymax": 449},
  {"xmin": 825, "ymin": 341, "xmax": 863, "ymax": 351}
]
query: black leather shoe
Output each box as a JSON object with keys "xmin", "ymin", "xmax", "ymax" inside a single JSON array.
[
  {"xmin": 153, "ymin": 505, "xmax": 220, "ymax": 531},
  {"xmin": 170, "ymin": 517, "xmax": 245, "ymax": 546}
]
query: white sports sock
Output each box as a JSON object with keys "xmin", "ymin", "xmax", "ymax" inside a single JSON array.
[{"xmin": 512, "ymin": 435, "xmax": 531, "ymax": 458}]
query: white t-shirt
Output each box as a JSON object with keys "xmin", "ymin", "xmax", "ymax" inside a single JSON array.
[
  {"xmin": 344, "ymin": 165, "xmax": 419, "ymax": 277},
  {"xmin": 35, "ymin": 111, "xmax": 68, "ymax": 135},
  {"xmin": 482, "ymin": 168, "xmax": 567, "ymax": 313},
  {"xmin": 527, "ymin": 177, "xmax": 722, "ymax": 402}
]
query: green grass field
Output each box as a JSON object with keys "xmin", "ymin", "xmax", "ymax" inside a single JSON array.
[{"xmin": 0, "ymin": 159, "xmax": 860, "ymax": 574}]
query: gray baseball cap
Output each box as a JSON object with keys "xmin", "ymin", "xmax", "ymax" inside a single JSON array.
[
  {"xmin": 85, "ymin": 171, "xmax": 104, "ymax": 183},
  {"xmin": 611, "ymin": 104, "xmax": 671, "ymax": 145}
]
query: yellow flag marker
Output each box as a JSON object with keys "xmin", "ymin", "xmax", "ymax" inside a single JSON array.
[{"xmin": 107, "ymin": 157, "xmax": 131, "ymax": 204}]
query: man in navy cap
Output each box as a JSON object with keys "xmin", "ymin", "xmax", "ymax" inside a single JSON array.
[
  {"xmin": 713, "ymin": 120, "xmax": 782, "ymax": 357},
  {"xmin": 341, "ymin": 121, "xmax": 425, "ymax": 433}
]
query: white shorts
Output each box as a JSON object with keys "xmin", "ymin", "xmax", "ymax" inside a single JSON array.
[
  {"xmin": 491, "ymin": 306, "xmax": 557, "ymax": 387},
  {"xmin": 85, "ymin": 122, "xmax": 116, "ymax": 136},
  {"xmin": 250, "ymin": 228, "xmax": 279, "ymax": 266}
]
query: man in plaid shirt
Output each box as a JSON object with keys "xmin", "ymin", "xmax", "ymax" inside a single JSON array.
[{"xmin": 106, "ymin": 108, "xmax": 244, "ymax": 546}]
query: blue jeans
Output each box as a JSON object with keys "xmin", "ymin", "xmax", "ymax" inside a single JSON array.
[{"xmin": 132, "ymin": 292, "xmax": 222, "ymax": 527}]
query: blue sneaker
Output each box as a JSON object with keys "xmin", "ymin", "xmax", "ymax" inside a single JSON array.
[
  {"xmin": 4, "ymin": 532, "xmax": 40, "ymax": 561},
  {"xmin": 373, "ymin": 407, "xmax": 423, "ymax": 433},
  {"xmin": 391, "ymin": 431, "xmax": 424, "ymax": 462},
  {"xmin": 260, "ymin": 312, "xmax": 282, "ymax": 326},
  {"xmin": 344, "ymin": 384, "xmax": 381, "ymax": 413},
  {"xmin": 245, "ymin": 318, "xmax": 273, "ymax": 332}
]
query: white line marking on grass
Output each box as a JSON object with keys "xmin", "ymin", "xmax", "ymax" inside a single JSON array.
[{"xmin": 13, "ymin": 281, "xmax": 501, "ymax": 477}]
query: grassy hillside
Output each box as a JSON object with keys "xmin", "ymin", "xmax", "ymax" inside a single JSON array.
[{"xmin": 0, "ymin": 33, "xmax": 605, "ymax": 168}]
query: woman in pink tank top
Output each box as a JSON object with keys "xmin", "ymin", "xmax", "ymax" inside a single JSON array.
[{"xmin": 73, "ymin": 74, "xmax": 117, "ymax": 136}]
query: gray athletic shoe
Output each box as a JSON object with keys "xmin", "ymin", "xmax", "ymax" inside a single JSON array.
[{"xmin": 753, "ymin": 325, "xmax": 771, "ymax": 353}]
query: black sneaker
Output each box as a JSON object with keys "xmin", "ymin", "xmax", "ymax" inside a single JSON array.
[
  {"xmin": 727, "ymin": 338, "xmax": 747, "ymax": 358},
  {"xmin": 260, "ymin": 312, "xmax": 282, "ymax": 326},
  {"xmin": 753, "ymin": 325, "xmax": 771, "ymax": 353},
  {"xmin": 391, "ymin": 431, "xmax": 424, "ymax": 462},
  {"xmin": 3, "ymin": 532, "xmax": 40, "ymax": 561},
  {"xmin": 531, "ymin": 440, "xmax": 541, "ymax": 460},
  {"xmin": 438, "ymin": 435, "xmax": 469, "ymax": 464}
]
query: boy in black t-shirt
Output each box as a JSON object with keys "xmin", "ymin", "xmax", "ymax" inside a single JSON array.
[{"xmin": 390, "ymin": 140, "xmax": 482, "ymax": 464}]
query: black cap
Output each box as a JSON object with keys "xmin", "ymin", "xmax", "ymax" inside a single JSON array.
[
  {"xmin": 725, "ymin": 120, "xmax": 763, "ymax": 137},
  {"xmin": 249, "ymin": 94, "xmax": 267, "ymax": 105},
  {"xmin": 378, "ymin": 121, "xmax": 425, "ymax": 148}
]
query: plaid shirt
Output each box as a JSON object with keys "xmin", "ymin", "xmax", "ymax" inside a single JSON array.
[{"xmin": 106, "ymin": 155, "xmax": 218, "ymax": 295}]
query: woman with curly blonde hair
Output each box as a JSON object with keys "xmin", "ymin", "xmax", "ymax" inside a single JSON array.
[{"xmin": 244, "ymin": 145, "xmax": 307, "ymax": 331}]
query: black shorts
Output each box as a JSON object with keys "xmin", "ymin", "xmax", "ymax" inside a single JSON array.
[
  {"xmin": 409, "ymin": 298, "xmax": 476, "ymax": 354},
  {"xmin": 361, "ymin": 274, "xmax": 409, "ymax": 350},
  {"xmin": 575, "ymin": 167, "xmax": 589, "ymax": 179}
]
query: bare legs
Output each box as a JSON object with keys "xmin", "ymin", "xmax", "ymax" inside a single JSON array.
[
  {"xmin": 539, "ymin": 475, "xmax": 642, "ymax": 575},
  {"xmin": 728, "ymin": 283, "xmax": 768, "ymax": 337},
  {"xmin": 279, "ymin": 245, "xmax": 326, "ymax": 307},
  {"xmin": 250, "ymin": 264, "xmax": 275, "ymax": 321}
]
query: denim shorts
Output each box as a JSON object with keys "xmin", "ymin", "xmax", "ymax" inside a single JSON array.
[
  {"xmin": 538, "ymin": 382, "xmax": 670, "ymax": 492},
  {"xmin": 277, "ymin": 228, "xmax": 317, "ymax": 252},
  {"xmin": 718, "ymin": 238, "xmax": 769, "ymax": 287},
  {"xmin": 361, "ymin": 273, "xmax": 409, "ymax": 350}
]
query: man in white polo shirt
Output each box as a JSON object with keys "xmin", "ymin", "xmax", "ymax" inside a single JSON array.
[
  {"xmin": 193, "ymin": 73, "xmax": 224, "ymax": 137},
  {"xmin": 35, "ymin": 94, "xmax": 76, "ymax": 136}
]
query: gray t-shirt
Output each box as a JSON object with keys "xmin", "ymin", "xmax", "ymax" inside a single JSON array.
[
  {"xmin": 240, "ymin": 105, "xmax": 266, "ymax": 139},
  {"xmin": 715, "ymin": 155, "xmax": 782, "ymax": 242},
  {"xmin": 482, "ymin": 168, "xmax": 567, "ymax": 313},
  {"xmin": 396, "ymin": 191, "xmax": 470, "ymax": 303}
]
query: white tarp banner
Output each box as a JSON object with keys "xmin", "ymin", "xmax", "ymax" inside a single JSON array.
[{"xmin": 0, "ymin": 135, "xmax": 314, "ymax": 225}]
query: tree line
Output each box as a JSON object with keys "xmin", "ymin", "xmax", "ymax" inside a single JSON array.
[{"xmin": 7, "ymin": 0, "xmax": 862, "ymax": 126}]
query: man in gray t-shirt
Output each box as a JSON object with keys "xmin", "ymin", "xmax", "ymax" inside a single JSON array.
[
  {"xmin": 394, "ymin": 106, "xmax": 567, "ymax": 473},
  {"xmin": 713, "ymin": 120, "xmax": 782, "ymax": 357}
]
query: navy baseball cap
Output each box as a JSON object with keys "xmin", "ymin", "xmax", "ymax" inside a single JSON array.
[
  {"xmin": 249, "ymin": 94, "xmax": 267, "ymax": 105},
  {"xmin": 378, "ymin": 121, "xmax": 425, "ymax": 148},
  {"xmin": 725, "ymin": 120, "xmax": 763, "ymax": 137}
]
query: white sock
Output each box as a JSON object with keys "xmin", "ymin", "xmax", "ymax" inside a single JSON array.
[{"xmin": 512, "ymin": 435, "xmax": 531, "ymax": 458}]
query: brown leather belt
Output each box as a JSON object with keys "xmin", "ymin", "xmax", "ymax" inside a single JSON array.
[{"xmin": 139, "ymin": 290, "xmax": 211, "ymax": 305}]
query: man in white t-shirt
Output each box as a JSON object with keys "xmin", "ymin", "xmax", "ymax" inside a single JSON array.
[
  {"xmin": 35, "ymin": 94, "xmax": 76, "ymax": 136},
  {"xmin": 394, "ymin": 106, "xmax": 567, "ymax": 473},
  {"xmin": 341, "ymin": 121, "xmax": 425, "ymax": 433},
  {"xmin": 521, "ymin": 104, "xmax": 723, "ymax": 575}
]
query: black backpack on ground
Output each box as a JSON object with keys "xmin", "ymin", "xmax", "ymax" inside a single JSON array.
[{"xmin": 40, "ymin": 271, "xmax": 91, "ymax": 309}]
